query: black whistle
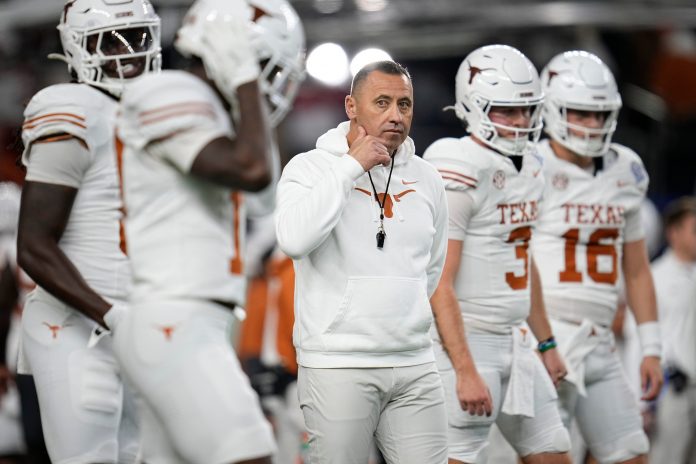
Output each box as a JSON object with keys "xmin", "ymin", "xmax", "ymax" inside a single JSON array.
[{"xmin": 376, "ymin": 230, "xmax": 386, "ymax": 249}]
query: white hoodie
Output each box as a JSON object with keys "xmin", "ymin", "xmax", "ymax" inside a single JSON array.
[{"xmin": 275, "ymin": 122, "xmax": 448, "ymax": 368}]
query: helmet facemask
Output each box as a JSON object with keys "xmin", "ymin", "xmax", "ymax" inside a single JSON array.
[
  {"xmin": 465, "ymin": 96, "xmax": 544, "ymax": 156},
  {"xmin": 258, "ymin": 51, "xmax": 305, "ymax": 126},
  {"xmin": 80, "ymin": 25, "xmax": 161, "ymax": 96},
  {"xmin": 176, "ymin": 0, "xmax": 306, "ymax": 128},
  {"xmin": 55, "ymin": 0, "xmax": 162, "ymax": 98},
  {"xmin": 546, "ymin": 100, "xmax": 620, "ymax": 157},
  {"xmin": 248, "ymin": 0, "xmax": 306, "ymax": 127}
]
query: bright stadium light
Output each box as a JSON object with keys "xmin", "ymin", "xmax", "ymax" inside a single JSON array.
[
  {"xmin": 306, "ymin": 42, "xmax": 350, "ymax": 86},
  {"xmin": 350, "ymin": 48, "xmax": 393, "ymax": 76},
  {"xmin": 313, "ymin": 0, "xmax": 343, "ymax": 14},
  {"xmin": 355, "ymin": 0, "xmax": 388, "ymax": 12}
]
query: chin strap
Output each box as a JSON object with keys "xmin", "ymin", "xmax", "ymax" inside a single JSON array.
[
  {"xmin": 47, "ymin": 52, "xmax": 70, "ymax": 65},
  {"xmin": 442, "ymin": 102, "xmax": 467, "ymax": 121}
]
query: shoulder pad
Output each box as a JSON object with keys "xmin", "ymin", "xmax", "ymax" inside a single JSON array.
[
  {"xmin": 22, "ymin": 84, "xmax": 114, "ymax": 149},
  {"xmin": 424, "ymin": 137, "xmax": 482, "ymax": 192},
  {"xmin": 22, "ymin": 84, "xmax": 115, "ymax": 165},
  {"xmin": 117, "ymin": 70, "xmax": 229, "ymax": 150}
]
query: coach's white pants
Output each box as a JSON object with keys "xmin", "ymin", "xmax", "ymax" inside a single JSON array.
[{"xmin": 297, "ymin": 363, "xmax": 448, "ymax": 464}]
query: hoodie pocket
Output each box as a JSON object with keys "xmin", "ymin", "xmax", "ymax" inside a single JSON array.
[{"xmin": 323, "ymin": 276, "xmax": 432, "ymax": 352}]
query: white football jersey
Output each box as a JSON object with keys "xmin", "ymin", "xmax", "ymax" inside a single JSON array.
[
  {"xmin": 117, "ymin": 70, "xmax": 247, "ymax": 305},
  {"xmin": 21, "ymin": 84, "xmax": 130, "ymax": 300},
  {"xmin": 532, "ymin": 139, "xmax": 648, "ymax": 327},
  {"xmin": 424, "ymin": 137, "xmax": 545, "ymax": 332}
]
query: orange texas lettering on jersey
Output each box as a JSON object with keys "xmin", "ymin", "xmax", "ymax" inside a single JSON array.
[
  {"xmin": 497, "ymin": 200, "xmax": 539, "ymax": 225},
  {"xmin": 561, "ymin": 203, "xmax": 625, "ymax": 226}
]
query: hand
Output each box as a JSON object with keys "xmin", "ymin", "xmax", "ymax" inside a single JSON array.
[
  {"xmin": 348, "ymin": 126, "xmax": 392, "ymax": 171},
  {"xmin": 103, "ymin": 303, "xmax": 127, "ymax": 331},
  {"xmin": 540, "ymin": 348, "xmax": 568, "ymax": 387},
  {"xmin": 208, "ymin": 14, "xmax": 260, "ymax": 88},
  {"xmin": 640, "ymin": 356, "xmax": 663, "ymax": 401},
  {"xmin": 456, "ymin": 369, "xmax": 493, "ymax": 416},
  {"xmin": 177, "ymin": 0, "xmax": 261, "ymax": 103}
]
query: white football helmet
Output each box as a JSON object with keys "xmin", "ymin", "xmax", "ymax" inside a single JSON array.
[
  {"xmin": 176, "ymin": 0, "xmax": 306, "ymax": 127},
  {"xmin": 0, "ymin": 182, "xmax": 21, "ymax": 237},
  {"xmin": 451, "ymin": 44, "xmax": 544, "ymax": 156},
  {"xmin": 541, "ymin": 51, "xmax": 622, "ymax": 157},
  {"xmin": 53, "ymin": 0, "xmax": 161, "ymax": 97}
]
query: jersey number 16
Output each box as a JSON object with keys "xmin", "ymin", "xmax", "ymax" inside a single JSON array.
[{"xmin": 560, "ymin": 228, "xmax": 619, "ymax": 285}]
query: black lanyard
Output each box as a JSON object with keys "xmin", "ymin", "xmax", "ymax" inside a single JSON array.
[{"xmin": 367, "ymin": 156, "xmax": 395, "ymax": 249}]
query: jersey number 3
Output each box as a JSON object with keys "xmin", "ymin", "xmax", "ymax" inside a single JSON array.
[
  {"xmin": 505, "ymin": 226, "xmax": 532, "ymax": 290},
  {"xmin": 560, "ymin": 228, "xmax": 619, "ymax": 284}
]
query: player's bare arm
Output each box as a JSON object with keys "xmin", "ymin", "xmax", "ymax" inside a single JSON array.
[
  {"xmin": 431, "ymin": 239, "xmax": 493, "ymax": 416},
  {"xmin": 622, "ymin": 238, "xmax": 663, "ymax": 400},
  {"xmin": 527, "ymin": 259, "xmax": 567, "ymax": 386},
  {"xmin": 17, "ymin": 180, "xmax": 111, "ymax": 326},
  {"xmin": 190, "ymin": 81, "xmax": 273, "ymax": 191}
]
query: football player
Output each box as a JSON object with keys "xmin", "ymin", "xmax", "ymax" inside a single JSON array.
[
  {"xmin": 113, "ymin": 0, "xmax": 305, "ymax": 462},
  {"xmin": 532, "ymin": 50, "xmax": 662, "ymax": 464},
  {"xmin": 424, "ymin": 44, "xmax": 571, "ymax": 464},
  {"xmin": 16, "ymin": 1, "xmax": 161, "ymax": 462}
]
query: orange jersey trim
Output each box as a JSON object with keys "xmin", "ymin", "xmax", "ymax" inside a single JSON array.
[
  {"xmin": 441, "ymin": 176, "xmax": 477, "ymax": 189},
  {"xmin": 23, "ymin": 112, "xmax": 85, "ymax": 126},
  {"xmin": 32, "ymin": 134, "xmax": 76, "ymax": 144},
  {"xmin": 114, "ymin": 133, "xmax": 128, "ymax": 255},
  {"xmin": 23, "ymin": 117, "xmax": 87, "ymax": 131},
  {"xmin": 229, "ymin": 191, "xmax": 244, "ymax": 275},
  {"xmin": 138, "ymin": 102, "xmax": 216, "ymax": 126},
  {"xmin": 438, "ymin": 169, "xmax": 478, "ymax": 184}
]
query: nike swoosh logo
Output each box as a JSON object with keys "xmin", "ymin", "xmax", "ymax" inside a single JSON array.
[{"xmin": 402, "ymin": 179, "xmax": 419, "ymax": 185}]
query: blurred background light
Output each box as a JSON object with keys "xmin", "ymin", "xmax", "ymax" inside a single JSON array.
[
  {"xmin": 355, "ymin": 0, "xmax": 389, "ymax": 13},
  {"xmin": 306, "ymin": 42, "xmax": 350, "ymax": 86},
  {"xmin": 350, "ymin": 47, "xmax": 393, "ymax": 76},
  {"xmin": 313, "ymin": 0, "xmax": 343, "ymax": 15}
]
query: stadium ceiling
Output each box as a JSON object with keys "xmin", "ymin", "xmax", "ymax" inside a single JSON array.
[{"xmin": 1, "ymin": 0, "xmax": 695, "ymax": 58}]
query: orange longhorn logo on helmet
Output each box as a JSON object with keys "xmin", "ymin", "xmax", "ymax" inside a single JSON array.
[{"xmin": 467, "ymin": 64, "xmax": 496, "ymax": 85}]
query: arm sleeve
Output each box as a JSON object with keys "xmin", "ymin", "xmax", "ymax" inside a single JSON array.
[
  {"xmin": 147, "ymin": 125, "xmax": 227, "ymax": 173},
  {"xmin": 24, "ymin": 138, "xmax": 91, "ymax": 188},
  {"xmin": 624, "ymin": 205, "xmax": 645, "ymax": 243},
  {"xmin": 117, "ymin": 71, "xmax": 230, "ymax": 171},
  {"xmin": 446, "ymin": 189, "xmax": 476, "ymax": 241},
  {"xmin": 422, "ymin": 138, "xmax": 480, "ymax": 193},
  {"xmin": 427, "ymin": 182, "xmax": 449, "ymax": 297},
  {"xmin": 275, "ymin": 154, "xmax": 365, "ymax": 259},
  {"xmin": 21, "ymin": 85, "xmax": 92, "ymax": 166}
]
